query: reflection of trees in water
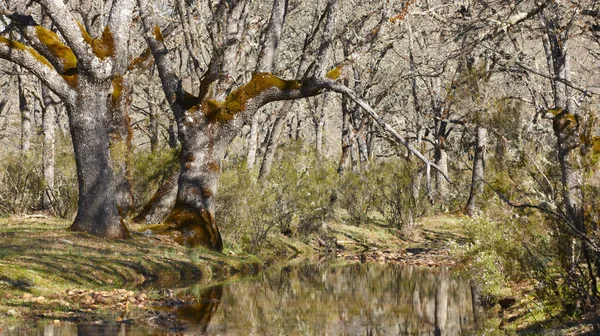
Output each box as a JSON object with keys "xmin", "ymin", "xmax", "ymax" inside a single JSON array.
[
  {"xmin": 176, "ymin": 285, "xmax": 223, "ymax": 334},
  {"xmin": 206, "ymin": 263, "xmax": 473, "ymax": 335}
]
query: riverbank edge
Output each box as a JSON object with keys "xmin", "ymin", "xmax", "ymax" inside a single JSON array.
[
  {"xmin": 0, "ymin": 214, "xmax": 456, "ymax": 330},
  {"xmin": 3, "ymin": 214, "xmax": 594, "ymax": 334}
]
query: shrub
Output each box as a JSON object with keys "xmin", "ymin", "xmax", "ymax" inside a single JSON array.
[
  {"xmin": 450, "ymin": 216, "xmax": 516, "ymax": 302},
  {"xmin": 338, "ymin": 171, "xmax": 376, "ymax": 225},
  {"xmin": 131, "ymin": 147, "xmax": 179, "ymax": 212},
  {"xmin": 0, "ymin": 152, "xmax": 44, "ymax": 214},
  {"xmin": 371, "ymin": 159, "xmax": 429, "ymax": 230},
  {"xmin": 50, "ymin": 142, "xmax": 78, "ymax": 218},
  {"xmin": 216, "ymin": 141, "xmax": 337, "ymax": 252}
]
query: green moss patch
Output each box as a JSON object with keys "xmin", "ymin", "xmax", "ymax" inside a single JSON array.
[{"xmin": 200, "ymin": 73, "xmax": 301, "ymax": 123}]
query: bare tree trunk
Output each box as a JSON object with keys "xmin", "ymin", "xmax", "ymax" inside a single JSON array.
[
  {"xmin": 435, "ymin": 143, "xmax": 448, "ymax": 199},
  {"xmin": 259, "ymin": 103, "xmax": 289, "ymax": 181},
  {"xmin": 41, "ymin": 86, "xmax": 56, "ymax": 211},
  {"xmin": 337, "ymin": 94, "xmax": 352, "ymax": 176},
  {"xmin": 294, "ymin": 110, "xmax": 302, "ymax": 140},
  {"xmin": 466, "ymin": 126, "xmax": 487, "ymax": 216},
  {"xmin": 168, "ymin": 117, "xmax": 179, "ymax": 149},
  {"xmin": 357, "ymin": 134, "xmax": 369, "ymax": 168},
  {"xmin": 146, "ymin": 87, "xmax": 160, "ymax": 153},
  {"xmin": 351, "ymin": 139, "xmax": 359, "ymax": 172},
  {"xmin": 545, "ymin": 20, "xmax": 596, "ymax": 300},
  {"xmin": 246, "ymin": 113, "xmax": 260, "ymax": 170},
  {"xmin": 434, "ymin": 77, "xmax": 449, "ymax": 201},
  {"xmin": 315, "ymin": 97, "xmax": 326, "ymax": 155},
  {"xmin": 18, "ymin": 74, "xmax": 32, "ymax": 153}
]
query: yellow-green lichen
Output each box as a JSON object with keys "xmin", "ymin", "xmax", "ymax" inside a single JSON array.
[
  {"xmin": 35, "ymin": 26, "xmax": 77, "ymax": 73},
  {"xmin": 77, "ymin": 23, "xmax": 115, "ymax": 60},
  {"xmin": 326, "ymin": 66, "xmax": 342, "ymax": 80},
  {"xmin": 165, "ymin": 204, "xmax": 223, "ymax": 250},
  {"xmin": 153, "ymin": 26, "xmax": 164, "ymax": 43},
  {"xmin": 201, "ymin": 72, "xmax": 301, "ymax": 123},
  {"xmin": 62, "ymin": 74, "xmax": 78, "ymax": 87},
  {"xmin": 112, "ymin": 75, "xmax": 124, "ymax": 105},
  {"xmin": 207, "ymin": 161, "xmax": 220, "ymax": 172},
  {"xmin": 128, "ymin": 48, "xmax": 151, "ymax": 70},
  {"xmin": 0, "ymin": 36, "xmax": 52, "ymax": 68},
  {"xmin": 591, "ymin": 136, "xmax": 600, "ymax": 154},
  {"xmin": 93, "ymin": 26, "xmax": 115, "ymax": 59}
]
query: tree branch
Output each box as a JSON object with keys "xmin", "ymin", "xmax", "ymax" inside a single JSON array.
[
  {"xmin": 34, "ymin": 0, "xmax": 98, "ymax": 75},
  {"xmin": 317, "ymin": 78, "xmax": 453, "ymax": 183},
  {"xmin": 256, "ymin": 0, "xmax": 288, "ymax": 73},
  {"xmin": 0, "ymin": 38, "xmax": 75, "ymax": 103},
  {"xmin": 106, "ymin": 0, "xmax": 136, "ymax": 74}
]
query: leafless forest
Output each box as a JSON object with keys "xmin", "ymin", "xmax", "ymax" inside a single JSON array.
[{"xmin": 1, "ymin": 0, "xmax": 600, "ymax": 325}]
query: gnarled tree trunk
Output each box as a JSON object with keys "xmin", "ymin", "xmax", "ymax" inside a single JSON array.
[{"xmin": 68, "ymin": 80, "xmax": 128, "ymax": 238}]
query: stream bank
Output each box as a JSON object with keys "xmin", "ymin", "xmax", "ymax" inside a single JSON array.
[{"xmin": 0, "ymin": 214, "xmax": 458, "ymax": 330}]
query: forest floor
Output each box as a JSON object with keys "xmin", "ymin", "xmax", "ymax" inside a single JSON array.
[{"xmin": 0, "ymin": 214, "xmax": 597, "ymax": 334}]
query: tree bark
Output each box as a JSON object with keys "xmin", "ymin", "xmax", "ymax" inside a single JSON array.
[
  {"xmin": 3, "ymin": 0, "xmax": 137, "ymax": 239},
  {"xmin": 41, "ymin": 86, "xmax": 56, "ymax": 211},
  {"xmin": 314, "ymin": 95, "xmax": 327, "ymax": 155},
  {"xmin": 18, "ymin": 74, "xmax": 32, "ymax": 153},
  {"xmin": 246, "ymin": 113, "xmax": 260, "ymax": 171},
  {"xmin": 466, "ymin": 126, "xmax": 487, "ymax": 216},
  {"xmin": 259, "ymin": 103, "xmax": 289, "ymax": 181},
  {"xmin": 69, "ymin": 80, "xmax": 128, "ymax": 238},
  {"xmin": 337, "ymin": 94, "xmax": 352, "ymax": 176},
  {"xmin": 146, "ymin": 87, "xmax": 160, "ymax": 153}
]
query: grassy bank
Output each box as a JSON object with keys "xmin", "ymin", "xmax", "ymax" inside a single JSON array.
[
  {"xmin": 0, "ymin": 214, "xmax": 416, "ymax": 327},
  {"xmin": 2, "ymin": 214, "xmax": 596, "ymax": 334},
  {"xmin": 0, "ymin": 216, "xmax": 267, "ymax": 324}
]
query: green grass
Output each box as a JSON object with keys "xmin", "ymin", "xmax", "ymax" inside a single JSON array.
[{"xmin": 0, "ymin": 216, "xmax": 266, "ymax": 322}]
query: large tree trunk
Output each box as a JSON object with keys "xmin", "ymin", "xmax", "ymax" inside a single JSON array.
[
  {"xmin": 164, "ymin": 120, "xmax": 228, "ymax": 250},
  {"xmin": 466, "ymin": 126, "xmax": 487, "ymax": 216},
  {"xmin": 69, "ymin": 80, "xmax": 128, "ymax": 238}
]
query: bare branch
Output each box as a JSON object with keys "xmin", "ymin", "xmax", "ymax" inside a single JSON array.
[
  {"xmin": 318, "ymin": 78, "xmax": 453, "ymax": 183},
  {"xmin": 313, "ymin": 0, "xmax": 337, "ymax": 77},
  {"xmin": 256, "ymin": 0, "xmax": 288, "ymax": 73},
  {"xmin": 106, "ymin": 0, "xmax": 136, "ymax": 73},
  {"xmin": 0, "ymin": 38, "xmax": 75, "ymax": 102}
]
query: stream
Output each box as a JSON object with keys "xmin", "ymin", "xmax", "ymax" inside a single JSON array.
[{"xmin": 3, "ymin": 261, "xmax": 476, "ymax": 335}]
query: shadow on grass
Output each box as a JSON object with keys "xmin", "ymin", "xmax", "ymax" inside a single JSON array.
[{"xmin": 0, "ymin": 220, "xmax": 231, "ymax": 291}]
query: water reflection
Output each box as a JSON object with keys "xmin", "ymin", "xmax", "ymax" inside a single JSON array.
[
  {"xmin": 185, "ymin": 263, "xmax": 474, "ymax": 335},
  {"xmin": 4, "ymin": 263, "xmax": 474, "ymax": 335},
  {"xmin": 176, "ymin": 286, "xmax": 222, "ymax": 334}
]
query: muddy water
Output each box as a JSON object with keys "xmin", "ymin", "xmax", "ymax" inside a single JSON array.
[{"xmin": 5, "ymin": 262, "xmax": 475, "ymax": 335}]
